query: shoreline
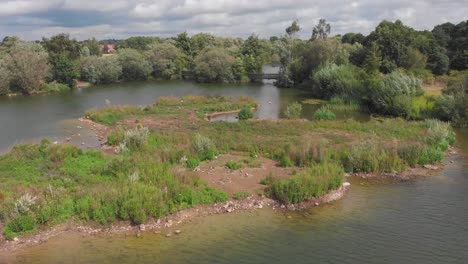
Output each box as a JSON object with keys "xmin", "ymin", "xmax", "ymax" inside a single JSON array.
[{"xmin": 0, "ymin": 184, "xmax": 350, "ymax": 252}]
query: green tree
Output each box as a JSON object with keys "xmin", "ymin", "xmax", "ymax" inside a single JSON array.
[
  {"xmin": 191, "ymin": 33, "xmax": 216, "ymax": 57},
  {"xmin": 194, "ymin": 48, "xmax": 236, "ymax": 83},
  {"xmin": 401, "ymin": 47, "xmax": 427, "ymax": 72},
  {"xmin": 118, "ymin": 36, "xmax": 159, "ymax": 51},
  {"xmin": 82, "ymin": 38, "xmax": 102, "ymax": 56},
  {"xmin": 342, "ymin": 33, "xmax": 365, "ymax": 44},
  {"xmin": 4, "ymin": 42, "xmax": 50, "ymax": 94},
  {"xmin": 311, "ymin": 19, "xmax": 331, "ymax": 41},
  {"xmin": 286, "ymin": 20, "xmax": 301, "ymax": 39},
  {"xmin": 363, "ymin": 42, "xmax": 382, "ymax": 74},
  {"xmin": 42, "ymin": 34, "xmax": 81, "ymax": 86},
  {"xmin": 118, "ymin": 49, "xmax": 152, "ymax": 81},
  {"xmin": 146, "ymin": 43, "xmax": 187, "ymax": 80},
  {"xmin": 175, "ymin": 32, "xmax": 193, "ymax": 58},
  {"xmin": 0, "ymin": 60, "xmax": 11, "ymax": 95},
  {"xmin": 365, "ymin": 20, "xmax": 416, "ymax": 71},
  {"xmin": 241, "ymin": 34, "xmax": 265, "ymax": 76},
  {"xmin": 79, "ymin": 56, "xmax": 122, "ymax": 84}
]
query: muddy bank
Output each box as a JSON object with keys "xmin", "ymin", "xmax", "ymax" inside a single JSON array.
[{"xmin": 0, "ymin": 183, "xmax": 350, "ymax": 252}]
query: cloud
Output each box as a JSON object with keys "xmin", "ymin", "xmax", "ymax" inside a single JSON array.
[{"xmin": 0, "ymin": 0, "xmax": 466, "ymax": 40}]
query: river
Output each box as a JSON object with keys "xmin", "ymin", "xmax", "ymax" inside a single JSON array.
[{"xmin": 0, "ymin": 80, "xmax": 467, "ymax": 263}]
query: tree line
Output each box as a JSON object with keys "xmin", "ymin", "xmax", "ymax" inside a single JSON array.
[{"xmin": 0, "ymin": 18, "xmax": 466, "ymax": 125}]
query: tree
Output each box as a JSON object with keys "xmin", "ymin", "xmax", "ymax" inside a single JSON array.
[
  {"xmin": 194, "ymin": 48, "xmax": 236, "ymax": 83},
  {"xmin": 241, "ymin": 34, "xmax": 265, "ymax": 76},
  {"xmin": 362, "ymin": 42, "xmax": 382, "ymax": 74},
  {"xmin": 342, "ymin": 33, "xmax": 365, "ymax": 44},
  {"xmin": 286, "ymin": 20, "xmax": 301, "ymax": 39},
  {"xmin": 42, "ymin": 34, "xmax": 81, "ymax": 86},
  {"xmin": 401, "ymin": 47, "xmax": 427, "ymax": 72},
  {"xmin": 146, "ymin": 43, "xmax": 187, "ymax": 80},
  {"xmin": 82, "ymin": 38, "xmax": 102, "ymax": 56},
  {"xmin": 289, "ymin": 38, "xmax": 351, "ymax": 85},
  {"xmin": 175, "ymin": 32, "xmax": 193, "ymax": 58},
  {"xmin": 117, "ymin": 49, "xmax": 152, "ymax": 81},
  {"xmin": 79, "ymin": 56, "xmax": 121, "ymax": 84},
  {"xmin": 311, "ymin": 19, "xmax": 331, "ymax": 41},
  {"xmin": 191, "ymin": 33, "xmax": 216, "ymax": 57},
  {"xmin": 365, "ymin": 20, "xmax": 416, "ymax": 69},
  {"xmin": 4, "ymin": 42, "xmax": 50, "ymax": 94},
  {"xmin": 118, "ymin": 36, "xmax": 159, "ymax": 51},
  {"xmin": 0, "ymin": 60, "xmax": 11, "ymax": 95}
]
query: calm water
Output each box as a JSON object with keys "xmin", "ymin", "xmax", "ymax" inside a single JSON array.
[{"xmin": 0, "ymin": 80, "xmax": 467, "ymax": 263}]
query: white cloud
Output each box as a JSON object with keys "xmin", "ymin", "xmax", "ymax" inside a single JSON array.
[{"xmin": 0, "ymin": 0, "xmax": 466, "ymax": 40}]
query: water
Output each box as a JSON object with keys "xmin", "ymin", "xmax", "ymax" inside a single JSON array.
[{"xmin": 0, "ymin": 80, "xmax": 467, "ymax": 263}]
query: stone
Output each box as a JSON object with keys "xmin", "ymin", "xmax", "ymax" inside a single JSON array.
[
  {"xmin": 342, "ymin": 182, "xmax": 351, "ymax": 187},
  {"xmin": 175, "ymin": 230, "xmax": 181, "ymax": 235},
  {"xmin": 423, "ymin": 164, "xmax": 439, "ymax": 170},
  {"xmin": 139, "ymin": 224, "xmax": 146, "ymax": 231},
  {"xmin": 166, "ymin": 233, "xmax": 172, "ymax": 238},
  {"xmin": 13, "ymin": 237, "xmax": 19, "ymax": 242},
  {"xmin": 314, "ymin": 202, "xmax": 319, "ymax": 206}
]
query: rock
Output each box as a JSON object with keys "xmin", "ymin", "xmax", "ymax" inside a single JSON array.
[
  {"xmin": 53, "ymin": 141, "xmax": 59, "ymax": 145},
  {"xmin": 342, "ymin": 182, "xmax": 351, "ymax": 187},
  {"xmin": 77, "ymin": 126, "xmax": 82, "ymax": 129},
  {"xmin": 175, "ymin": 230, "xmax": 181, "ymax": 235},
  {"xmin": 423, "ymin": 164, "xmax": 439, "ymax": 170},
  {"xmin": 280, "ymin": 205, "xmax": 285, "ymax": 209},
  {"xmin": 81, "ymin": 142, "xmax": 85, "ymax": 145},
  {"xmin": 450, "ymin": 160, "xmax": 454, "ymax": 163},
  {"xmin": 13, "ymin": 237, "xmax": 19, "ymax": 242},
  {"xmin": 139, "ymin": 224, "xmax": 146, "ymax": 231},
  {"xmin": 136, "ymin": 233, "xmax": 142, "ymax": 238},
  {"xmin": 245, "ymin": 173, "xmax": 249, "ymax": 177},
  {"xmin": 344, "ymin": 173, "xmax": 351, "ymax": 177},
  {"xmin": 166, "ymin": 233, "xmax": 172, "ymax": 238},
  {"xmin": 226, "ymin": 208, "xmax": 233, "ymax": 213},
  {"xmin": 287, "ymin": 215, "xmax": 292, "ymax": 219},
  {"xmin": 314, "ymin": 202, "xmax": 320, "ymax": 206}
]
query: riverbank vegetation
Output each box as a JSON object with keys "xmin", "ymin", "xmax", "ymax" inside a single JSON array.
[{"xmin": 0, "ymin": 96, "xmax": 455, "ymax": 240}]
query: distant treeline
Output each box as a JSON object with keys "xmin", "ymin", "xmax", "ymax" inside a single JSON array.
[{"xmin": 0, "ymin": 19, "xmax": 466, "ymax": 125}]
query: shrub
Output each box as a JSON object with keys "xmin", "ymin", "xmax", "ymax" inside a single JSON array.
[
  {"xmin": 314, "ymin": 106, "xmax": 336, "ymax": 120},
  {"xmin": 232, "ymin": 192, "xmax": 249, "ymax": 200},
  {"xmin": 239, "ymin": 107, "xmax": 254, "ymax": 120},
  {"xmin": 260, "ymin": 173, "xmax": 278, "ymax": 185},
  {"xmin": 284, "ymin": 102, "xmax": 302, "ymax": 119},
  {"xmin": 225, "ymin": 160, "xmax": 243, "ymax": 170},
  {"xmin": 4, "ymin": 215, "xmax": 37, "ymax": 240},
  {"xmin": 425, "ymin": 119, "xmax": 453, "ymax": 146},
  {"xmin": 328, "ymin": 96, "xmax": 360, "ymax": 110},
  {"xmin": 42, "ymin": 82, "xmax": 70, "ymax": 93},
  {"xmin": 269, "ymin": 162, "xmax": 344, "ymax": 204},
  {"xmin": 193, "ymin": 134, "xmax": 216, "ymax": 160},
  {"xmin": 107, "ymin": 128, "xmax": 125, "ymax": 146},
  {"xmin": 186, "ymin": 157, "xmax": 200, "ymax": 170},
  {"xmin": 118, "ymin": 127, "xmax": 150, "ymax": 153},
  {"xmin": 312, "ymin": 63, "xmax": 364, "ymax": 99},
  {"xmin": 79, "ymin": 55, "xmax": 122, "ymax": 84},
  {"xmin": 279, "ymin": 154, "xmax": 294, "ymax": 168}
]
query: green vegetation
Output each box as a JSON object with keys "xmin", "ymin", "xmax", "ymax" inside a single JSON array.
[
  {"xmin": 284, "ymin": 102, "xmax": 302, "ymax": 119},
  {"xmin": 225, "ymin": 160, "xmax": 243, "ymax": 170},
  {"xmin": 314, "ymin": 107, "xmax": 336, "ymax": 120},
  {"xmin": 267, "ymin": 162, "xmax": 344, "ymax": 204},
  {"xmin": 0, "ymin": 96, "xmax": 456, "ymax": 240},
  {"xmin": 239, "ymin": 107, "xmax": 254, "ymax": 120}
]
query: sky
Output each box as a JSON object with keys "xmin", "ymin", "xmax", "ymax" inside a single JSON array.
[{"xmin": 0, "ymin": 0, "xmax": 466, "ymax": 41}]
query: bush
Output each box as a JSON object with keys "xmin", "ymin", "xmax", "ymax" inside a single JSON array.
[
  {"xmin": 4, "ymin": 215, "xmax": 37, "ymax": 240},
  {"xmin": 312, "ymin": 63, "xmax": 364, "ymax": 99},
  {"xmin": 193, "ymin": 134, "xmax": 216, "ymax": 160},
  {"xmin": 239, "ymin": 107, "xmax": 254, "ymax": 120},
  {"xmin": 269, "ymin": 162, "xmax": 344, "ymax": 204},
  {"xmin": 279, "ymin": 154, "xmax": 294, "ymax": 167},
  {"xmin": 284, "ymin": 102, "xmax": 302, "ymax": 119},
  {"xmin": 146, "ymin": 43, "xmax": 187, "ymax": 80},
  {"xmin": 260, "ymin": 173, "xmax": 278, "ymax": 185},
  {"xmin": 118, "ymin": 127, "xmax": 150, "ymax": 153},
  {"xmin": 186, "ymin": 157, "xmax": 200, "ymax": 170},
  {"xmin": 314, "ymin": 106, "xmax": 336, "ymax": 120},
  {"xmin": 42, "ymin": 82, "xmax": 70, "ymax": 93},
  {"xmin": 367, "ymin": 72, "xmax": 423, "ymax": 118},
  {"xmin": 225, "ymin": 160, "xmax": 243, "ymax": 170}
]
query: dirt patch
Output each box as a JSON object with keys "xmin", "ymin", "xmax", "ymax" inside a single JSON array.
[{"xmin": 192, "ymin": 154, "xmax": 297, "ymax": 195}]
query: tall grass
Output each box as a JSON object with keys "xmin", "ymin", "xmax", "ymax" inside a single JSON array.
[{"xmin": 268, "ymin": 162, "xmax": 344, "ymax": 204}]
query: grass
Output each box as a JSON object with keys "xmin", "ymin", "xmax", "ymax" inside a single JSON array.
[
  {"xmin": 314, "ymin": 106, "xmax": 336, "ymax": 120},
  {"xmin": 225, "ymin": 160, "xmax": 243, "ymax": 170},
  {"xmin": 0, "ymin": 96, "xmax": 456, "ymax": 240},
  {"xmin": 267, "ymin": 162, "xmax": 344, "ymax": 204}
]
